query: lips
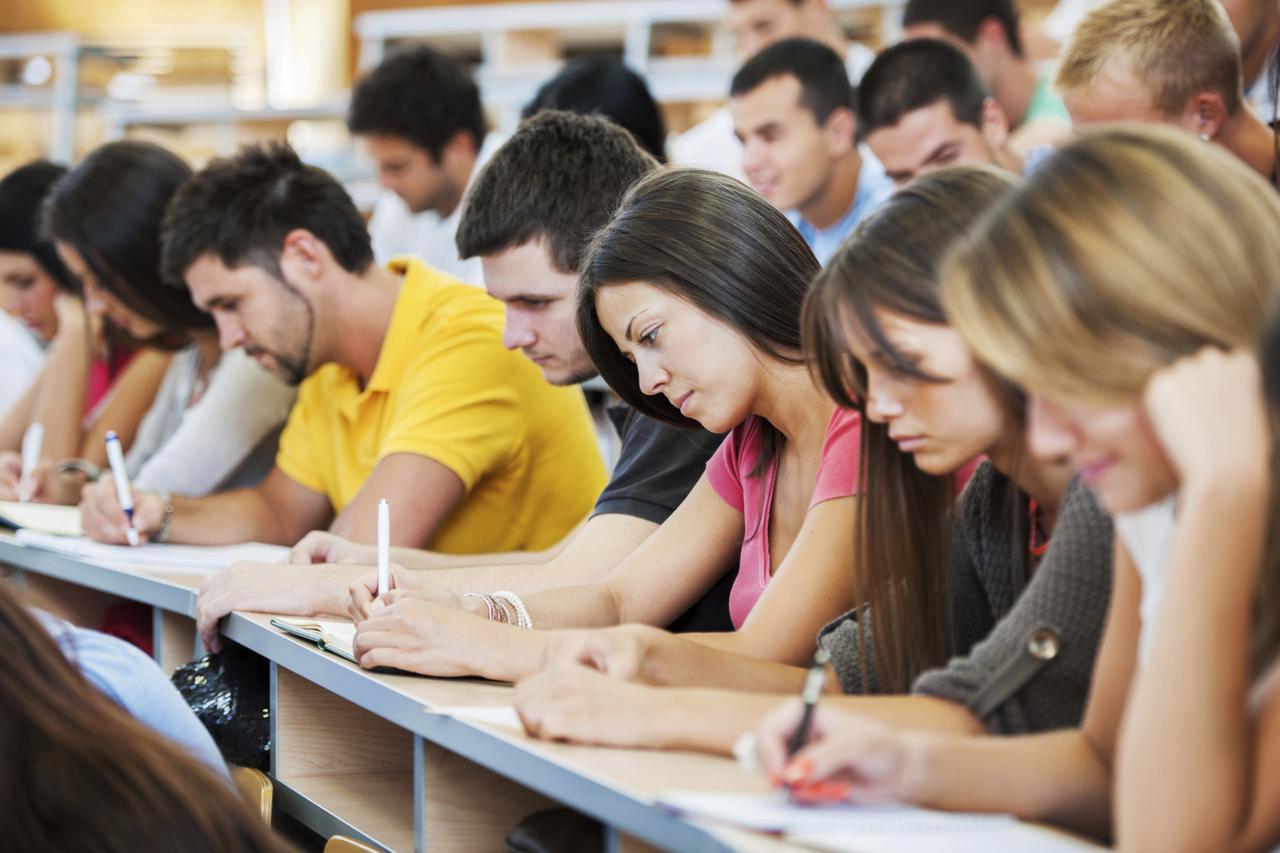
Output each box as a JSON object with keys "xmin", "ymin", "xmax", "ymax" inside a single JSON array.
[
  {"xmin": 671, "ymin": 391, "xmax": 694, "ymax": 416},
  {"xmin": 1076, "ymin": 458, "xmax": 1114, "ymax": 485},
  {"xmin": 890, "ymin": 432, "xmax": 926, "ymax": 452}
]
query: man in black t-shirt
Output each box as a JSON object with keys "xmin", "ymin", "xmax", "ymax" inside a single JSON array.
[{"xmin": 195, "ymin": 111, "xmax": 734, "ymax": 638}]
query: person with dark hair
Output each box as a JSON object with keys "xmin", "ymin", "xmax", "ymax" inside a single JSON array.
[
  {"xmin": 857, "ymin": 39, "xmax": 1043, "ymax": 186},
  {"xmin": 42, "ymin": 141, "xmax": 295, "ymax": 507},
  {"xmin": 1220, "ymin": 0, "xmax": 1280, "ymax": 122},
  {"xmin": 348, "ymin": 44, "xmax": 493, "ymax": 282},
  {"xmin": 0, "ymin": 161, "xmax": 72, "ymax": 419},
  {"xmin": 671, "ymin": 0, "xmax": 875, "ymax": 180},
  {"xmin": 85, "ymin": 142, "xmax": 606, "ymax": 625},
  {"xmin": 730, "ymin": 38, "xmax": 890, "ymax": 265},
  {"xmin": 339, "ymin": 169, "xmax": 863, "ymax": 691},
  {"xmin": 522, "ymin": 56, "xmax": 667, "ymax": 161},
  {"xmin": 515, "ymin": 166, "xmax": 1112, "ymax": 760},
  {"xmin": 0, "ymin": 585, "xmax": 291, "ymax": 851},
  {"xmin": 903, "ymin": 0, "xmax": 1071, "ymax": 152},
  {"xmin": 194, "ymin": 111, "xmax": 736, "ymax": 642}
]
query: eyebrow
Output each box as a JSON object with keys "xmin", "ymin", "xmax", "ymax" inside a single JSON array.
[{"xmin": 624, "ymin": 310, "xmax": 646, "ymax": 342}]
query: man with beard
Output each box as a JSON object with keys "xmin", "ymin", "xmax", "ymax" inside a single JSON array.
[{"xmin": 78, "ymin": 143, "xmax": 606, "ymax": 556}]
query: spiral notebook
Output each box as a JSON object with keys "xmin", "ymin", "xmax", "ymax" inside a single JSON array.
[{"xmin": 0, "ymin": 501, "xmax": 81, "ymax": 537}]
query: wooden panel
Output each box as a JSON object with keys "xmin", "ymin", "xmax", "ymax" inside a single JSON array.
[
  {"xmin": 274, "ymin": 667, "xmax": 415, "ymax": 849},
  {"xmin": 421, "ymin": 739, "xmax": 556, "ymax": 852},
  {"xmin": 13, "ymin": 572, "xmax": 124, "ymax": 629},
  {"xmin": 155, "ymin": 609, "xmax": 197, "ymax": 675}
]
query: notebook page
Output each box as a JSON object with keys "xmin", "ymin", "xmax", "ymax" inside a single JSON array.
[
  {"xmin": 0, "ymin": 501, "xmax": 81, "ymax": 537},
  {"xmin": 657, "ymin": 792, "xmax": 1012, "ymax": 834}
]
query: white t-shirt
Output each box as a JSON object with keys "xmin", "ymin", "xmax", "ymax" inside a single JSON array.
[
  {"xmin": 1114, "ymin": 496, "xmax": 1178, "ymax": 665},
  {"xmin": 669, "ymin": 42, "xmax": 877, "ymax": 181},
  {"xmin": 367, "ymin": 133, "xmax": 504, "ymax": 285},
  {"xmin": 127, "ymin": 346, "xmax": 297, "ymax": 496},
  {"xmin": 0, "ymin": 310, "xmax": 44, "ymax": 420}
]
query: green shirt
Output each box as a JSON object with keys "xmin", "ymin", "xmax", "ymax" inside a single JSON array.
[{"xmin": 1026, "ymin": 70, "xmax": 1071, "ymax": 125}]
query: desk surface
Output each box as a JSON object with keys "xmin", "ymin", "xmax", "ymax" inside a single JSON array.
[{"xmin": 0, "ymin": 536, "xmax": 1105, "ymax": 853}]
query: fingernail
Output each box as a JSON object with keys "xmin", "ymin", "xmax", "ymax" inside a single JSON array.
[{"xmin": 783, "ymin": 759, "xmax": 812, "ymax": 785}]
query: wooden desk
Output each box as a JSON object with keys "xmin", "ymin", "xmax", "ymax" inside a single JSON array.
[{"xmin": 0, "ymin": 537, "xmax": 1104, "ymax": 853}]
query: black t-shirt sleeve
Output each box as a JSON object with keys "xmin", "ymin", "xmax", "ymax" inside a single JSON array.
[{"xmin": 591, "ymin": 405, "xmax": 726, "ymax": 524}]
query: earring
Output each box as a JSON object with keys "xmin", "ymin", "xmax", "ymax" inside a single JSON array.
[{"xmin": 1199, "ymin": 131, "xmax": 1211, "ymax": 142}]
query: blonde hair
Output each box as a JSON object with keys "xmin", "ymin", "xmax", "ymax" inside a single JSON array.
[
  {"xmin": 942, "ymin": 125, "xmax": 1280, "ymax": 677},
  {"xmin": 941, "ymin": 124, "xmax": 1280, "ymax": 405},
  {"xmin": 1055, "ymin": 0, "xmax": 1244, "ymax": 117}
]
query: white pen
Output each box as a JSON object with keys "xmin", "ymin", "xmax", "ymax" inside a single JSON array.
[
  {"xmin": 104, "ymin": 431, "xmax": 140, "ymax": 547},
  {"xmin": 377, "ymin": 498, "xmax": 390, "ymax": 598},
  {"xmin": 18, "ymin": 421, "xmax": 43, "ymax": 503}
]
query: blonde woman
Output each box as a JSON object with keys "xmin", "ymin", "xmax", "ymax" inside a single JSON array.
[{"xmin": 752, "ymin": 125, "xmax": 1280, "ymax": 853}]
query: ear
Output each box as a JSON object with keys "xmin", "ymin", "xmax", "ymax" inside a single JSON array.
[
  {"xmin": 1180, "ymin": 92, "xmax": 1229, "ymax": 141},
  {"xmin": 278, "ymin": 228, "xmax": 333, "ymax": 285},
  {"xmin": 979, "ymin": 97, "xmax": 1011, "ymax": 150},
  {"xmin": 439, "ymin": 129, "xmax": 479, "ymax": 166},
  {"xmin": 976, "ymin": 16, "xmax": 1011, "ymax": 52},
  {"xmin": 823, "ymin": 107, "xmax": 858, "ymax": 156}
]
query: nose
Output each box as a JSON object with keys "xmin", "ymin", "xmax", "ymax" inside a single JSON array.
[
  {"xmin": 741, "ymin": 138, "xmax": 768, "ymax": 177},
  {"xmin": 635, "ymin": 354, "xmax": 671, "ymax": 397},
  {"xmin": 864, "ymin": 369, "xmax": 906, "ymax": 424},
  {"xmin": 216, "ymin": 315, "xmax": 246, "ymax": 351},
  {"xmin": 1027, "ymin": 394, "xmax": 1079, "ymax": 460},
  {"xmin": 502, "ymin": 309, "xmax": 536, "ymax": 351}
]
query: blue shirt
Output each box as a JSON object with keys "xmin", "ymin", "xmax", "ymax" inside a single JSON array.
[
  {"xmin": 793, "ymin": 154, "xmax": 894, "ymax": 267},
  {"xmin": 35, "ymin": 610, "xmax": 230, "ymax": 779}
]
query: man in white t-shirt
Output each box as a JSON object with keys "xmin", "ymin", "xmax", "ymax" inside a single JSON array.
[
  {"xmin": 0, "ymin": 308, "xmax": 42, "ymax": 419},
  {"xmin": 348, "ymin": 45, "xmax": 491, "ymax": 284},
  {"xmin": 670, "ymin": 0, "xmax": 875, "ymax": 180}
]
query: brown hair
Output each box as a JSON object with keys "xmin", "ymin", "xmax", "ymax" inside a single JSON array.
[
  {"xmin": 1056, "ymin": 0, "xmax": 1244, "ymax": 117},
  {"xmin": 803, "ymin": 165, "xmax": 1020, "ymax": 693},
  {"xmin": 942, "ymin": 125, "xmax": 1280, "ymax": 678},
  {"xmin": 0, "ymin": 585, "xmax": 290, "ymax": 851}
]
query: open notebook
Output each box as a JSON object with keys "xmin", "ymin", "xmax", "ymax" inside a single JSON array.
[
  {"xmin": 0, "ymin": 501, "xmax": 81, "ymax": 537},
  {"xmin": 270, "ymin": 618, "xmax": 357, "ymax": 664},
  {"xmin": 14, "ymin": 529, "xmax": 289, "ymax": 572}
]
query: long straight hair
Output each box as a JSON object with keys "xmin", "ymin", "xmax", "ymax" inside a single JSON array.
[
  {"xmin": 1256, "ymin": 302, "xmax": 1280, "ymax": 673},
  {"xmin": 942, "ymin": 125, "xmax": 1280, "ymax": 678},
  {"xmin": 803, "ymin": 165, "xmax": 1020, "ymax": 693},
  {"xmin": 0, "ymin": 585, "xmax": 290, "ymax": 850},
  {"xmin": 42, "ymin": 140, "xmax": 208, "ymax": 348},
  {"xmin": 577, "ymin": 167, "xmax": 820, "ymax": 477}
]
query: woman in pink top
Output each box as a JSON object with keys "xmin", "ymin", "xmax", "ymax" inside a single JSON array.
[{"xmin": 343, "ymin": 168, "xmax": 863, "ymax": 684}]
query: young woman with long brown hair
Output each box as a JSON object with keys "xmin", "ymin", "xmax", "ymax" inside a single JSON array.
[{"xmin": 510, "ymin": 165, "xmax": 1115, "ymax": 753}]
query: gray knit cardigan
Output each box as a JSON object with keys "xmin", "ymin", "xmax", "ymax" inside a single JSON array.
[{"xmin": 818, "ymin": 461, "xmax": 1114, "ymax": 734}]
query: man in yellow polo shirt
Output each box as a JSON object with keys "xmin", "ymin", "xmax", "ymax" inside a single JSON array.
[{"xmin": 78, "ymin": 142, "xmax": 605, "ymax": 553}]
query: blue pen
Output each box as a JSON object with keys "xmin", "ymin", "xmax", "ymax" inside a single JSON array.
[{"xmin": 104, "ymin": 431, "xmax": 140, "ymax": 546}]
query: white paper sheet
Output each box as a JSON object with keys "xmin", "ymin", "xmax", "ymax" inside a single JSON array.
[
  {"xmin": 14, "ymin": 529, "xmax": 289, "ymax": 572},
  {"xmin": 429, "ymin": 705, "xmax": 524, "ymax": 730},
  {"xmin": 657, "ymin": 792, "xmax": 1013, "ymax": 835},
  {"xmin": 790, "ymin": 824, "xmax": 1106, "ymax": 852},
  {"xmin": 0, "ymin": 501, "xmax": 81, "ymax": 536}
]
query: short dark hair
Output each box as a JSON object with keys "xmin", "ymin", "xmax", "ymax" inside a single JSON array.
[
  {"xmin": 457, "ymin": 110, "xmax": 658, "ymax": 273},
  {"xmin": 42, "ymin": 141, "xmax": 208, "ymax": 342},
  {"xmin": 347, "ymin": 45, "xmax": 486, "ymax": 161},
  {"xmin": 522, "ymin": 56, "xmax": 667, "ymax": 162},
  {"xmin": 856, "ymin": 39, "xmax": 991, "ymax": 139},
  {"xmin": 161, "ymin": 143, "xmax": 374, "ymax": 288},
  {"xmin": 903, "ymin": 0, "xmax": 1023, "ymax": 56},
  {"xmin": 730, "ymin": 37, "xmax": 853, "ymax": 125},
  {"xmin": 0, "ymin": 161, "xmax": 77, "ymax": 294}
]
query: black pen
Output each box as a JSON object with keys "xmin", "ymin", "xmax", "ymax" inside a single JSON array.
[{"xmin": 787, "ymin": 647, "xmax": 831, "ymax": 758}]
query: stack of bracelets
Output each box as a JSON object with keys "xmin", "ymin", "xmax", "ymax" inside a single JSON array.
[{"xmin": 462, "ymin": 591, "xmax": 534, "ymax": 629}]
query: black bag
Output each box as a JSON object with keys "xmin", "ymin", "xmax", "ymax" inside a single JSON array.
[
  {"xmin": 171, "ymin": 643, "xmax": 271, "ymax": 771},
  {"xmin": 506, "ymin": 808, "xmax": 603, "ymax": 853}
]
